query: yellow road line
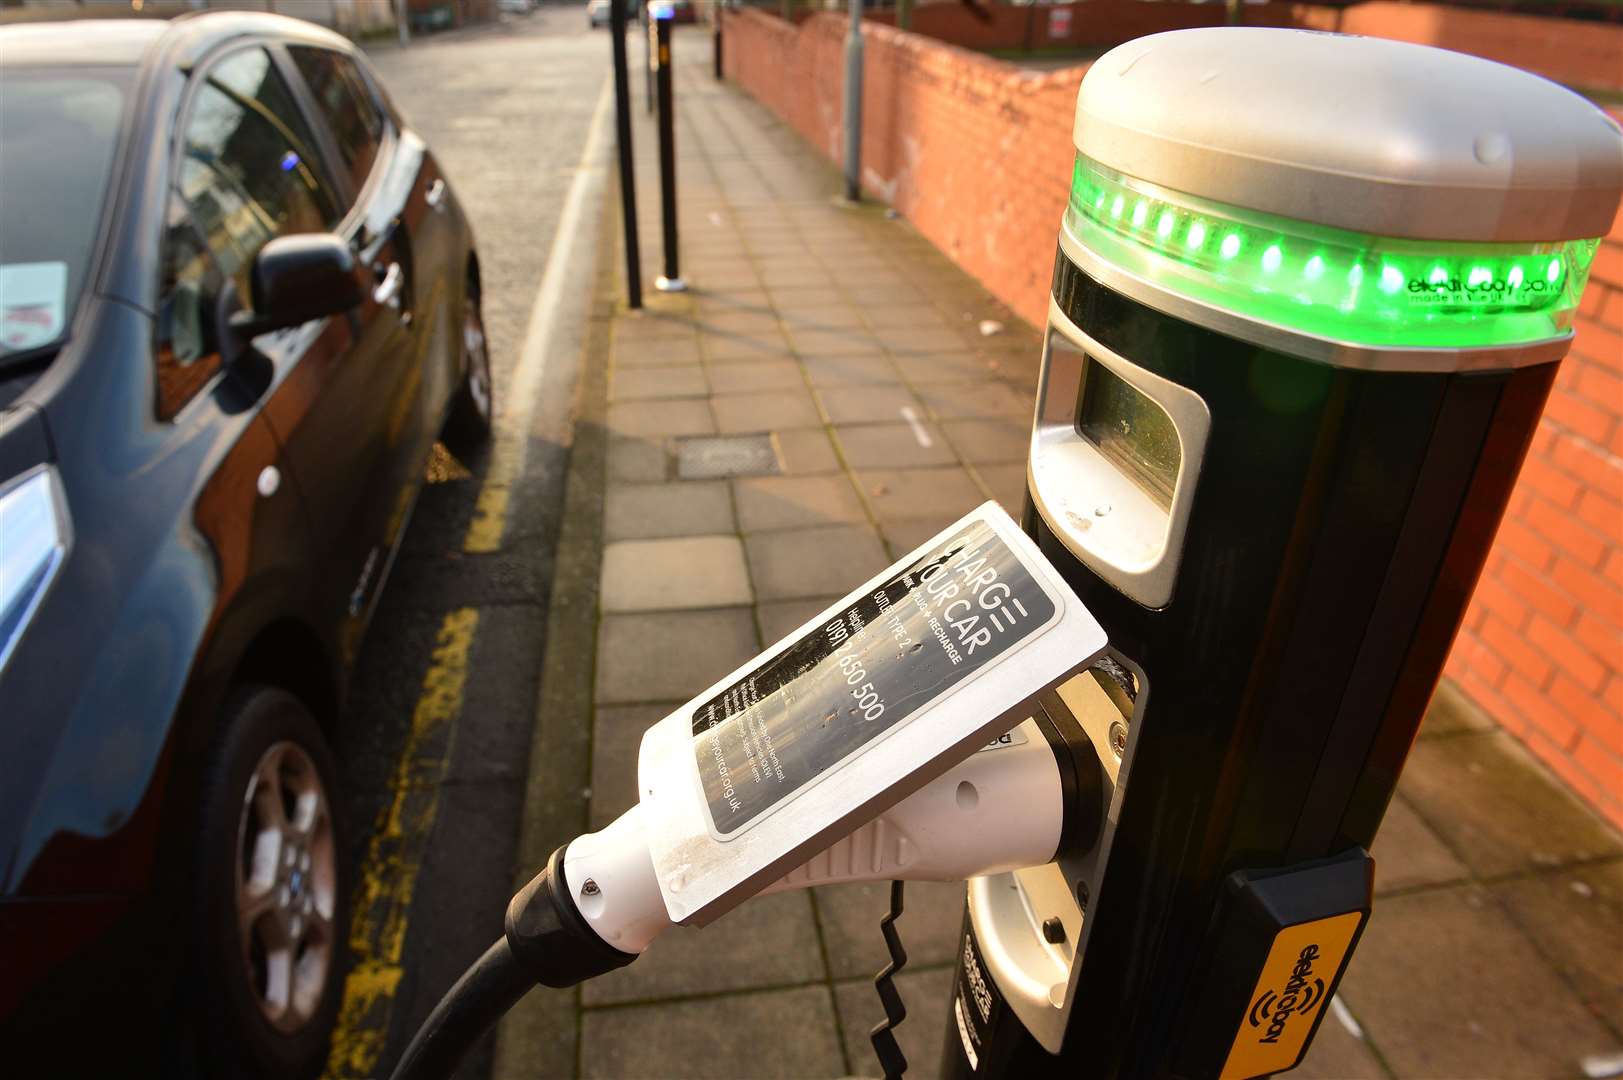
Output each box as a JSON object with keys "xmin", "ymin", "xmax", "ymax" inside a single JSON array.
[{"xmin": 324, "ymin": 607, "xmax": 479, "ymax": 1080}]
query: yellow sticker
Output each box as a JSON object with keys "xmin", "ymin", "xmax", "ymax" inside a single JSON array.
[{"xmin": 1219, "ymin": 911, "xmax": 1364, "ymax": 1080}]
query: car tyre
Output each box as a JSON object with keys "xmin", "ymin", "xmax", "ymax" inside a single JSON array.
[
  {"xmin": 194, "ymin": 686, "xmax": 347, "ymax": 1080},
  {"xmin": 443, "ymin": 280, "xmax": 494, "ymax": 453}
]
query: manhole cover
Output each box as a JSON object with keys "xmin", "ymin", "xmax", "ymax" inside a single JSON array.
[{"xmin": 676, "ymin": 434, "xmax": 781, "ymax": 479}]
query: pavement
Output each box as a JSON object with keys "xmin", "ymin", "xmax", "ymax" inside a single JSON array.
[{"xmin": 484, "ymin": 23, "xmax": 1623, "ymax": 1080}]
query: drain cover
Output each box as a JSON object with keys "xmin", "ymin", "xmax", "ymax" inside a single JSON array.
[{"xmin": 676, "ymin": 434, "xmax": 781, "ymax": 479}]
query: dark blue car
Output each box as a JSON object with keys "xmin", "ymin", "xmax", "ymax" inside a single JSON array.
[{"xmin": 0, "ymin": 12, "xmax": 490, "ymax": 1077}]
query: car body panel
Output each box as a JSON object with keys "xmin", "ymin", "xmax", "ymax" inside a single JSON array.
[{"xmin": 0, "ymin": 11, "xmax": 479, "ymax": 1064}]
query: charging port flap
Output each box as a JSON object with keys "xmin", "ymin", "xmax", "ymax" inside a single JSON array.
[{"xmin": 634, "ymin": 502, "xmax": 1108, "ymax": 926}]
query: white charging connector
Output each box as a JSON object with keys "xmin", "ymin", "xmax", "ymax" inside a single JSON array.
[{"xmin": 562, "ymin": 716, "xmax": 1065, "ymax": 953}]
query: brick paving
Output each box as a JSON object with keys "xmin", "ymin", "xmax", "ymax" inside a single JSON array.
[{"xmin": 544, "ymin": 31, "xmax": 1623, "ymax": 1080}]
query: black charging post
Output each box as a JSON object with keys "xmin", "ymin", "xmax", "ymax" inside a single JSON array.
[
  {"xmin": 608, "ymin": 0, "xmax": 642, "ymax": 309},
  {"xmin": 653, "ymin": 7, "xmax": 684, "ymax": 294}
]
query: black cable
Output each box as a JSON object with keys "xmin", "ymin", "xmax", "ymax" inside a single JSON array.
[
  {"xmin": 869, "ymin": 880, "xmax": 910, "ymax": 1079},
  {"xmin": 387, "ymin": 937, "xmax": 534, "ymax": 1080}
]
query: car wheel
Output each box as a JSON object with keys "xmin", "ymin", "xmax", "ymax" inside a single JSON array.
[
  {"xmin": 195, "ymin": 686, "xmax": 347, "ymax": 1080},
  {"xmin": 443, "ymin": 281, "xmax": 494, "ymax": 453}
]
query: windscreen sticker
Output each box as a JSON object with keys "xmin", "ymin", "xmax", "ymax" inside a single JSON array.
[
  {"xmin": 0, "ymin": 262, "xmax": 67, "ymax": 352},
  {"xmin": 692, "ymin": 517, "xmax": 1057, "ymax": 836}
]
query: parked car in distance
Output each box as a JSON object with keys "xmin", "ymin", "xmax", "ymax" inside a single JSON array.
[
  {"xmin": 497, "ymin": 0, "xmax": 536, "ymax": 14},
  {"xmin": 0, "ymin": 11, "xmax": 491, "ymax": 1079}
]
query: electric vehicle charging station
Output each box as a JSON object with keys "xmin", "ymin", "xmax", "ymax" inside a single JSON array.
[
  {"xmin": 948, "ymin": 25, "xmax": 1623, "ymax": 1080},
  {"xmin": 388, "ymin": 26, "xmax": 1623, "ymax": 1080}
]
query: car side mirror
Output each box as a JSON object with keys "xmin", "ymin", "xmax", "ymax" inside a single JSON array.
[{"xmin": 229, "ymin": 233, "xmax": 363, "ymax": 339}]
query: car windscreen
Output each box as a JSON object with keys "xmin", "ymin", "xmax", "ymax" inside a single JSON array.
[{"xmin": 0, "ymin": 66, "xmax": 131, "ymax": 361}]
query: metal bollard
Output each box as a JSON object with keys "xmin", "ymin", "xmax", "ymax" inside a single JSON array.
[{"xmin": 653, "ymin": 11, "xmax": 685, "ymax": 292}]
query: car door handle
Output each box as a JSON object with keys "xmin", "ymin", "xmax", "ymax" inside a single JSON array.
[
  {"xmin": 425, "ymin": 179, "xmax": 447, "ymax": 212},
  {"xmin": 373, "ymin": 262, "xmax": 404, "ymax": 308}
]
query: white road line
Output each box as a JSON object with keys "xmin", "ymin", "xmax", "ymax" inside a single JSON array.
[
  {"xmin": 464, "ymin": 74, "xmax": 613, "ymax": 552},
  {"xmin": 900, "ymin": 405, "xmax": 933, "ymax": 448}
]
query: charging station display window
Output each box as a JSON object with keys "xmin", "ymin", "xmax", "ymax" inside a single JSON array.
[
  {"xmin": 691, "ymin": 518, "xmax": 1059, "ymax": 837},
  {"xmin": 1077, "ymin": 359, "xmax": 1181, "ymax": 512}
]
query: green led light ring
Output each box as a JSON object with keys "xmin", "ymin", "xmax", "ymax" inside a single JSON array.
[{"xmin": 1064, "ymin": 156, "xmax": 1600, "ymax": 350}]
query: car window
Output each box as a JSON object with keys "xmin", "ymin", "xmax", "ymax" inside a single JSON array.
[
  {"xmin": 0, "ymin": 67, "xmax": 131, "ymax": 362},
  {"xmin": 287, "ymin": 46, "xmax": 386, "ymax": 203},
  {"xmin": 156, "ymin": 47, "xmax": 340, "ymax": 416}
]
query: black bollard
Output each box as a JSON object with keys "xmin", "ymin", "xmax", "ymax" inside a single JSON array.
[
  {"xmin": 609, "ymin": 0, "xmax": 642, "ymax": 308},
  {"xmin": 714, "ymin": 6, "xmax": 723, "ymax": 80},
  {"xmin": 654, "ymin": 12, "xmax": 684, "ymax": 292}
]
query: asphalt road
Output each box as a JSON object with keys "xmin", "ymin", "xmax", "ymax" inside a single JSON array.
[{"xmin": 327, "ymin": 7, "xmax": 609, "ymax": 1077}]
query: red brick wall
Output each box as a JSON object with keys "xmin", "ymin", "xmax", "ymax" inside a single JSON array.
[
  {"xmin": 722, "ymin": 5, "xmax": 1623, "ymax": 827},
  {"xmin": 725, "ymin": 9, "xmax": 1082, "ymax": 328},
  {"xmin": 1446, "ymin": 221, "xmax": 1623, "ymax": 828}
]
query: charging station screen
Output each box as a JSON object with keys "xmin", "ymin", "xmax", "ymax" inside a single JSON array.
[{"xmin": 691, "ymin": 518, "xmax": 1058, "ymax": 836}]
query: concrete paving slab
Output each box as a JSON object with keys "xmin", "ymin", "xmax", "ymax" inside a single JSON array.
[
  {"xmin": 609, "ymin": 365, "xmax": 708, "ymax": 402},
  {"xmin": 863, "ymin": 303, "xmax": 947, "ymax": 328},
  {"xmin": 761, "ymin": 264, "xmax": 836, "ymax": 290},
  {"xmin": 712, "ymin": 389, "xmax": 821, "ymax": 433},
  {"xmin": 833, "ymin": 966, "xmax": 956, "ymax": 1080},
  {"xmin": 1420, "ymin": 678, "xmax": 1496, "ymax": 738},
  {"xmin": 614, "ymin": 336, "xmax": 704, "ymax": 368},
  {"xmin": 707, "ymin": 359, "xmax": 806, "ymax": 394},
  {"xmin": 771, "ymin": 427, "xmax": 842, "ymax": 475},
  {"xmin": 815, "ymin": 880, "xmax": 968, "ymax": 980},
  {"xmin": 700, "ymin": 309, "xmax": 783, "ymax": 337},
  {"xmin": 1337, "ymin": 884, "xmax": 1622, "ymax": 1077},
  {"xmin": 917, "ymin": 379, "xmax": 1035, "ymax": 421},
  {"xmin": 600, "ymin": 535, "xmax": 753, "ymax": 612},
  {"xmin": 801, "ymin": 352, "xmax": 902, "ymax": 387},
  {"xmin": 590, "ymin": 704, "xmax": 669, "ymax": 831},
  {"xmin": 768, "ymin": 285, "xmax": 847, "ymax": 309},
  {"xmin": 694, "ymin": 289, "xmax": 772, "ymax": 315},
  {"xmin": 745, "ymin": 525, "xmax": 890, "ymax": 601},
  {"xmin": 583, "ymin": 890, "xmax": 826, "ymax": 1006},
  {"xmin": 702, "ymin": 329, "xmax": 795, "ymax": 363},
  {"xmin": 858, "ymin": 467, "xmax": 985, "ymax": 523},
  {"xmin": 735, "ymin": 474, "xmax": 866, "ymax": 532},
  {"xmin": 942, "ymin": 417, "xmax": 1030, "ymax": 464},
  {"xmin": 849, "ymin": 283, "xmax": 929, "ymax": 307},
  {"xmin": 973, "ymin": 463, "xmax": 1027, "ymax": 515},
  {"xmin": 783, "ymin": 305, "xmax": 870, "ymax": 331},
  {"xmin": 1291, "ymin": 1002, "xmax": 1388, "ymax": 1079},
  {"xmin": 815, "ymin": 384, "xmax": 924, "ymax": 425},
  {"xmin": 1398, "ymin": 731, "xmax": 1622, "ymax": 878},
  {"xmin": 594, "ymin": 608, "xmax": 759, "ymax": 705},
  {"xmin": 874, "ymin": 324, "xmax": 980, "ymax": 356},
  {"xmin": 1491, "ymin": 858, "xmax": 1623, "ymax": 1034},
  {"xmin": 607, "ymin": 437, "xmax": 667, "ymax": 484},
  {"xmin": 606, "ymin": 399, "xmax": 715, "ymax": 439},
  {"xmin": 1369, "ymin": 793, "xmax": 1470, "ymax": 894},
  {"xmin": 758, "ymin": 596, "xmax": 844, "ymax": 644},
  {"xmin": 879, "ymin": 515, "xmax": 965, "ymax": 560},
  {"xmin": 786, "ymin": 325, "xmax": 885, "ymax": 357},
  {"xmin": 604, "ymin": 481, "xmax": 734, "ymax": 541},
  {"xmin": 834, "ymin": 422, "xmax": 957, "ymax": 469},
  {"xmin": 580, "ymin": 985, "xmax": 846, "ymax": 1079},
  {"xmin": 894, "ymin": 350, "xmax": 1003, "ymax": 384}
]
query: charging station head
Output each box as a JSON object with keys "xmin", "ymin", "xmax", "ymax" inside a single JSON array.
[
  {"xmin": 633, "ymin": 502, "xmax": 1107, "ymax": 926},
  {"xmin": 1063, "ymin": 28, "xmax": 1623, "ymax": 357}
]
